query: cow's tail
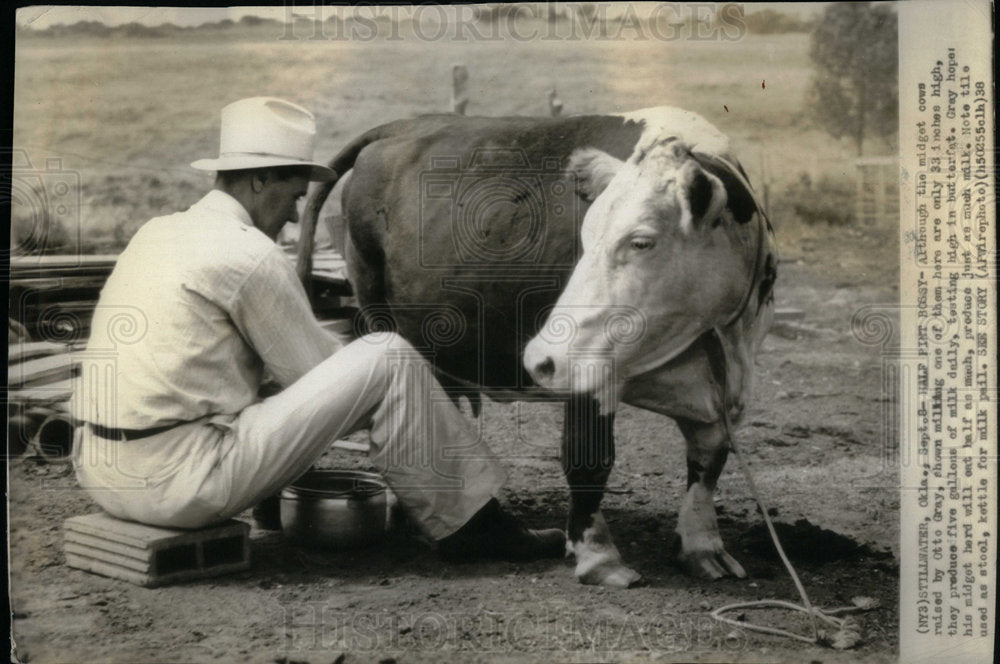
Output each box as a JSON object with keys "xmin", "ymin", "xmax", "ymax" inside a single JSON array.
[{"xmin": 296, "ymin": 124, "xmax": 396, "ymax": 284}]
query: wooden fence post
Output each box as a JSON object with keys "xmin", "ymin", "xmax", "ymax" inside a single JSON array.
[
  {"xmin": 451, "ymin": 64, "xmax": 468, "ymax": 115},
  {"xmin": 548, "ymin": 87, "xmax": 563, "ymax": 117}
]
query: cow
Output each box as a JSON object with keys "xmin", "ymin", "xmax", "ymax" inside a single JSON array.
[{"xmin": 297, "ymin": 107, "xmax": 777, "ymax": 587}]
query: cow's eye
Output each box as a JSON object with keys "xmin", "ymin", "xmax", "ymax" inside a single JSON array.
[{"xmin": 630, "ymin": 236, "xmax": 656, "ymax": 251}]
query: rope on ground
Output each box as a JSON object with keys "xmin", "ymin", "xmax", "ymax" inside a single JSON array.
[{"xmin": 708, "ymin": 328, "xmax": 879, "ymax": 649}]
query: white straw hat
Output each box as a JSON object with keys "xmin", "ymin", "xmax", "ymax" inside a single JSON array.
[{"xmin": 191, "ymin": 97, "xmax": 335, "ymax": 181}]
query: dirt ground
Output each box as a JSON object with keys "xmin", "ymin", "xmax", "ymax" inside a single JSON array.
[{"xmin": 9, "ymin": 215, "xmax": 900, "ymax": 664}]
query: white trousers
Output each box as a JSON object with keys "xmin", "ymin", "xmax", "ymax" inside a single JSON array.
[{"xmin": 73, "ymin": 333, "xmax": 506, "ymax": 539}]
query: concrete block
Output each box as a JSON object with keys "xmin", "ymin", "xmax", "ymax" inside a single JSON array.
[{"xmin": 64, "ymin": 512, "xmax": 250, "ymax": 587}]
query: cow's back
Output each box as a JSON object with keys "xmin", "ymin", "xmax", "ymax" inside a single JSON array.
[{"xmin": 343, "ymin": 114, "xmax": 643, "ymax": 391}]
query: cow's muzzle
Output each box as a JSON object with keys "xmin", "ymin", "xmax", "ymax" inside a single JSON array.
[
  {"xmin": 524, "ymin": 335, "xmax": 567, "ymax": 390},
  {"xmin": 523, "ymin": 335, "xmax": 621, "ymax": 410}
]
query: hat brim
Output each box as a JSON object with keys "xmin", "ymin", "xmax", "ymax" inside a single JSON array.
[{"xmin": 191, "ymin": 155, "xmax": 336, "ymax": 182}]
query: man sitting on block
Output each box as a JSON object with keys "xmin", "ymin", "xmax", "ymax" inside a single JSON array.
[{"xmin": 71, "ymin": 96, "xmax": 564, "ymax": 562}]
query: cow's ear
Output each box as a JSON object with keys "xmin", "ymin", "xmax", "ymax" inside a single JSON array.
[
  {"xmin": 567, "ymin": 148, "xmax": 624, "ymax": 202},
  {"xmin": 690, "ymin": 152, "xmax": 763, "ymax": 224},
  {"xmin": 680, "ymin": 164, "xmax": 727, "ymax": 231}
]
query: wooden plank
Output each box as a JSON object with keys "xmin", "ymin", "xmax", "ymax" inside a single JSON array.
[
  {"xmin": 312, "ymin": 253, "xmax": 346, "ymax": 265},
  {"xmin": 10, "ymin": 254, "xmax": 118, "ymax": 270},
  {"xmin": 8, "ymin": 276, "xmax": 108, "ymax": 290},
  {"xmin": 7, "ymin": 341, "xmax": 71, "ymax": 364},
  {"xmin": 7, "ymin": 353, "xmax": 79, "ymax": 389},
  {"xmin": 40, "ymin": 299, "xmax": 97, "ymax": 318},
  {"xmin": 7, "ymin": 378, "xmax": 75, "ymax": 405},
  {"xmin": 10, "ymin": 267, "xmax": 114, "ymax": 278},
  {"xmin": 38, "ymin": 300, "xmax": 101, "ymax": 313}
]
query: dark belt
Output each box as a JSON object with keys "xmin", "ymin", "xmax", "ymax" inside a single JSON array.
[{"xmin": 89, "ymin": 422, "xmax": 179, "ymax": 441}]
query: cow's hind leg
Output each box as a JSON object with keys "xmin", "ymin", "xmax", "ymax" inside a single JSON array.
[
  {"xmin": 674, "ymin": 418, "xmax": 746, "ymax": 579},
  {"xmin": 563, "ymin": 395, "xmax": 640, "ymax": 587}
]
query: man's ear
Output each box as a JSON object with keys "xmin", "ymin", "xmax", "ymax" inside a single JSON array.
[
  {"xmin": 251, "ymin": 170, "xmax": 268, "ymax": 194},
  {"xmin": 567, "ymin": 148, "xmax": 624, "ymax": 202}
]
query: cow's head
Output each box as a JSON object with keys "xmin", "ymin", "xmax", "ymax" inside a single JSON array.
[{"xmin": 523, "ymin": 136, "xmax": 765, "ymax": 412}]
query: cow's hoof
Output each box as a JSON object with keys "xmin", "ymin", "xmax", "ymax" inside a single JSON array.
[
  {"xmin": 678, "ymin": 547, "xmax": 747, "ymax": 580},
  {"xmin": 576, "ymin": 560, "xmax": 642, "ymax": 587}
]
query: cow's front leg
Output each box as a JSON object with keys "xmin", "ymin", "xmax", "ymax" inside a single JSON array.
[
  {"xmin": 674, "ymin": 417, "xmax": 746, "ymax": 579},
  {"xmin": 562, "ymin": 396, "xmax": 640, "ymax": 587}
]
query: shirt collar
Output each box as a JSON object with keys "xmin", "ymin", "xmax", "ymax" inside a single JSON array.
[{"xmin": 194, "ymin": 189, "xmax": 255, "ymax": 229}]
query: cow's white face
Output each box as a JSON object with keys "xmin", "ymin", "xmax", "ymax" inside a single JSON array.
[{"xmin": 523, "ymin": 138, "xmax": 759, "ymax": 412}]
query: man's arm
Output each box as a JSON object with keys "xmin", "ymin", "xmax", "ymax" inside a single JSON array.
[{"xmin": 228, "ymin": 246, "xmax": 344, "ymax": 388}]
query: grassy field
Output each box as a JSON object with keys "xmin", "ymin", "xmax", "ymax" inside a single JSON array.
[{"xmin": 12, "ymin": 28, "xmax": 886, "ymax": 254}]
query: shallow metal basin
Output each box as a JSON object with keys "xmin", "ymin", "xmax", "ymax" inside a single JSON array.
[{"xmin": 280, "ymin": 469, "xmax": 394, "ymax": 550}]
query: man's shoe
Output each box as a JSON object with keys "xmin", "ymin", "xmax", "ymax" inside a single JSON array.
[
  {"xmin": 252, "ymin": 495, "xmax": 282, "ymax": 531},
  {"xmin": 437, "ymin": 498, "xmax": 566, "ymax": 562}
]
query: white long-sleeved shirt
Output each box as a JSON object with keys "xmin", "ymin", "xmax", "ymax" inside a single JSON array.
[{"xmin": 71, "ymin": 189, "xmax": 341, "ymax": 429}]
